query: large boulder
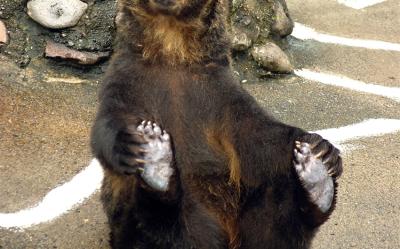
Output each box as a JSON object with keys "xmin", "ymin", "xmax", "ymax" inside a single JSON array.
[{"xmin": 27, "ymin": 0, "xmax": 88, "ymax": 29}]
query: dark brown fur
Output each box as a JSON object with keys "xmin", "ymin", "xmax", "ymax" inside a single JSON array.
[{"xmin": 91, "ymin": 0, "xmax": 342, "ymax": 248}]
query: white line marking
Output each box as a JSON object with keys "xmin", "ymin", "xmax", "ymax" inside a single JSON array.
[
  {"xmin": 338, "ymin": 0, "xmax": 386, "ymax": 9},
  {"xmin": 0, "ymin": 159, "xmax": 103, "ymax": 229},
  {"xmin": 292, "ymin": 22, "xmax": 400, "ymax": 52},
  {"xmin": 295, "ymin": 69, "xmax": 400, "ymax": 102},
  {"xmin": 1, "ymin": 119, "xmax": 400, "ymax": 229},
  {"xmin": 314, "ymin": 118, "xmax": 400, "ymax": 146}
]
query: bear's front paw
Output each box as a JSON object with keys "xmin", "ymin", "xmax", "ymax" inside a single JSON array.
[
  {"xmin": 113, "ymin": 121, "xmax": 173, "ymax": 191},
  {"xmin": 293, "ymin": 134, "xmax": 343, "ymax": 212},
  {"xmin": 295, "ymin": 134, "xmax": 343, "ymax": 178},
  {"xmin": 136, "ymin": 121, "xmax": 173, "ymax": 192},
  {"xmin": 112, "ymin": 121, "xmax": 153, "ymax": 175}
]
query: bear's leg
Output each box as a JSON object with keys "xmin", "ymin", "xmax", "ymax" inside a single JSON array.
[{"xmin": 293, "ymin": 139, "xmax": 338, "ymax": 213}]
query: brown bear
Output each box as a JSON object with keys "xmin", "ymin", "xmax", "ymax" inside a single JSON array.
[{"xmin": 90, "ymin": 0, "xmax": 343, "ymax": 248}]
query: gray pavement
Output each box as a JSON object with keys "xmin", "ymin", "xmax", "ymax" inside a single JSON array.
[
  {"xmin": 1, "ymin": 0, "xmax": 400, "ymax": 248},
  {"xmin": 286, "ymin": 0, "xmax": 400, "ymax": 248}
]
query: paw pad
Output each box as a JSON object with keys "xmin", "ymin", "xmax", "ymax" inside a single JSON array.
[
  {"xmin": 293, "ymin": 140, "xmax": 334, "ymax": 213},
  {"xmin": 136, "ymin": 120, "xmax": 173, "ymax": 192}
]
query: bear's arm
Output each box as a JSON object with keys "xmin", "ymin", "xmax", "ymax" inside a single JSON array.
[
  {"xmin": 215, "ymin": 89, "xmax": 341, "ymax": 227},
  {"xmin": 90, "ymin": 79, "xmax": 149, "ymax": 175},
  {"xmin": 232, "ymin": 114, "xmax": 340, "ymax": 227}
]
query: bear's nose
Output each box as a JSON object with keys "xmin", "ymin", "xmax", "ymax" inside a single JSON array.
[{"xmin": 153, "ymin": 0, "xmax": 175, "ymax": 7}]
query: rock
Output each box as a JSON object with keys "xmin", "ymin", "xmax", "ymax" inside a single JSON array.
[
  {"xmin": 27, "ymin": 0, "xmax": 88, "ymax": 29},
  {"xmin": 0, "ymin": 20, "xmax": 8, "ymax": 44},
  {"xmin": 251, "ymin": 42, "xmax": 293, "ymax": 73},
  {"xmin": 271, "ymin": 0, "xmax": 294, "ymax": 37},
  {"xmin": 45, "ymin": 40, "xmax": 110, "ymax": 65},
  {"xmin": 232, "ymin": 32, "xmax": 252, "ymax": 51},
  {"xmin": 231, "ymin": 0, "xmax": 270, "ymax": 42}
]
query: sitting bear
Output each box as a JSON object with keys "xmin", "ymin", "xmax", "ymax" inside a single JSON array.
[{"xmin": 90, "ymin": 0, "xmax": 343, "ymax": 248}]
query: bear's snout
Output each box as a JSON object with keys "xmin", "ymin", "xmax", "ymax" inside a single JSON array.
[{"xmin": 153, "ymin": 0, "xmax": 176, "ymax": 7}]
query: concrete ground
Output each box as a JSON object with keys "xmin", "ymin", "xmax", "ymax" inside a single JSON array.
[
  {"xmin": 285, "ymin": 1, "xmax": 400, "ymax": 248},
  {"xmin": 1, "ymin": 0, "xmax": 399, "ymax": 248}
]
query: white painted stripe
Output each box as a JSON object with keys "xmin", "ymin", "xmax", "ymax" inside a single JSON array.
[
  {"xmin": 292, "ymin": 22, "xmax": 400, "ymax": 52},
  {"xmin": 338, "ymin": 0, "xmax": 386, "ymax": 9},
  {"xmin": 314, "ymin": 119, "xmax": 400, "ymax": 145},
  {"xmin": 295, "ymin": 69, "xmax": 400, "ymax": 102},
  {"xmin": 1, "ymin": 119, "xmax": 400, "ymax": 229},
  {"xmin": 0, "ymin": 159, "xmax": 103, "ymax": 229}
]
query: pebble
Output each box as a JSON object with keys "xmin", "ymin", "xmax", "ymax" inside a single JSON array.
[
  {"xmin": 27, "ymin": 0, "xmax": 88, "ymax": 29},
  {"xmin": 251, "ymin": 42, "xmax": 293, "ymax": 73},
  {"xmin": 232, "ymin": 32, "xmax": 252, "ymax": 51},
  {"xmin": 240, "ymin": 16, "xmax": 252, "ymax": 26},
  {"xmin": 0, "ymin": 20, "xmax": 8, "ymax": 44},
  {"xmin": 271, "ymin": 1, "xmax": 294, "ymax": 37},
  {"xmin": 45, "ymin": 40, "xmax": 110, "ymax": 65},
  {"xmin": 17, "ymin": 55, "xmax": 31, "ymax": 68}
]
